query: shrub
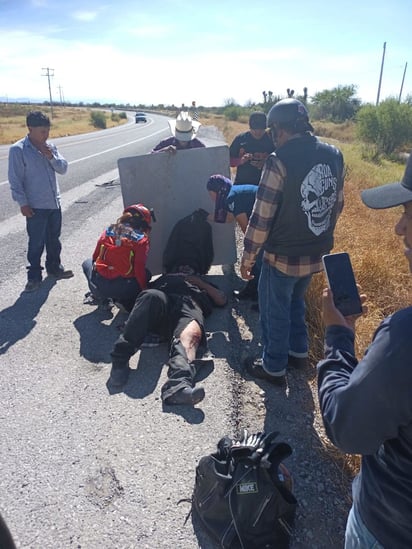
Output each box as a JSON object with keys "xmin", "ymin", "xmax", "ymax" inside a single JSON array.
[
  {"xmin": 224, "ymin": 105, "xmax": 243, "ymax": 121},
  {"xmin": 90, "ymin": 110, "xmax": 107, "ymax": 129},
  {"xmin": 119, "ymin": 111, "xmax": 127, "ymax": 119},
  {"xmin": 356, "ymin": 99, "xmax": 412, "ymax": 155},
  {"xmin": 310, "ymin": 85, "xmax": 361, "ymax": 122}
]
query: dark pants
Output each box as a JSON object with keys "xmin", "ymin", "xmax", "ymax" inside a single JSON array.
[
  {"xmin": 26, "ymin": 208, "xmax": 63, "ymax": 281},
  {"xmin": 110, "ymin": 289, "xmax": 205, "ymax": 399},
  {"xmin": 82, "ymin": 258, "xmax": 141, "ymax": 311}
]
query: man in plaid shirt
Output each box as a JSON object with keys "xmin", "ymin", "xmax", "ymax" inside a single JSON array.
[{"xmin": 240, "ymin": 99, "xmax": 344, "ymax": 384}]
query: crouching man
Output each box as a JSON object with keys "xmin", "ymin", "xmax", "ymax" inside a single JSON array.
[{"xmin": 108, "ymin": 266, "xmax": 227, "ymax": 406}]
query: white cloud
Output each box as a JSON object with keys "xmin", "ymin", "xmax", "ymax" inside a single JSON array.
[
  {"xmin": 0, "ymin": 27, "xmax": 408, "ymax": 107},
  {"xmin": 71, "ymin": 11, "xmax": 98, "ymax": 22}
]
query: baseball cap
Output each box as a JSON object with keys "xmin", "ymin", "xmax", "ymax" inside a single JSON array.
[
  {"xmin": 361, "ymin": 153, "xmax": 412, "ymax": 209},
  {"xmin": 249, "ymin": 111, "xmax": 267, "ymax": 130}
]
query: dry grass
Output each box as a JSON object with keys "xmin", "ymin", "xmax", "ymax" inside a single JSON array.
[
  {"xmin": 0, "ymin": 104, "xmax": 127, "ymax": 144},
  {"xmin": 312, "ymin": 120, "xmax": 357, "ymax": 143},
  {"xmin": 201, "ymin": 114, "xmax": 410, "ymax": 478}
]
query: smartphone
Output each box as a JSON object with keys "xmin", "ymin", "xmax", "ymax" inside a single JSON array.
[{"xmin": 322, "ymin": 252, "xmax": 362, "ymax": 316}]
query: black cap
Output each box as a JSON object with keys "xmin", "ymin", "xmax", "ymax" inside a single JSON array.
[
  {"xmin": 361, "ymin": 153, "xmax": 412, "ymax": 209},
  {"xmin": 249, "ymin": 111, "xmax": 267, "ymax": 130}
]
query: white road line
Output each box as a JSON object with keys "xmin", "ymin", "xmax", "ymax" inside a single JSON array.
[
  {"xmin": 0, "ymin": 127, "xmax": 167, "ymax": 188},
  {"xmin": 0, "ymin": 168, "xmax": 120, "ymax": 238}
]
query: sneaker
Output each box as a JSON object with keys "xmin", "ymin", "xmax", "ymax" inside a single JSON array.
[
  {"xmin": 83, "ymin": 292, "xmax": 98, "ymax": 305},
  {"xmin": 163, "ymin": 386, "xmax": 205, "ymax": 406},
  {"xmin": 141, "ymin": 333, "xmax": 162, "ymax": 348},
  {"xmin": 48, "ymin": 269, "xmax": 74, "ymax": 279},
  {"xmin": 245, "ymin": 358, "xmax": 286, "ymax": 385},
  {"xmin": 23, "ymin": 280, "xmax": 41, "ymax": 293},
  {"xmin": 83, "ymin": 292, "xmax": 113, "ymax": 310}
]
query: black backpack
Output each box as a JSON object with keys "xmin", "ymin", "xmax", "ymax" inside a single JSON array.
[
  {"xmin": 163, "ymin": 209, "xmax": 214, "ymax": 275},
  {"xmin": 192, "ymin": 430, "xmax": 297, "ymax": 549}
]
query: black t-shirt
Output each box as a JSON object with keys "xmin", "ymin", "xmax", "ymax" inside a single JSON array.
[{"xmin": 229, "ymin": 131, "xmax": 275, "ymax": 185}]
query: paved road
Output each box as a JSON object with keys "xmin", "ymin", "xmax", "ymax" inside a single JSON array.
[
  {"xmin": 0, "ymin": 112, "xmax": 169, "ymax": 221},
  {"xmin": 0, "ymin": 120, "xmax": 244, "ymax": 549}
]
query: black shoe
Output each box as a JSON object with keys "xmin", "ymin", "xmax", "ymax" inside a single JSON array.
[
  {"xmin": 233, "ymin": 285, "xmax": 258, "ymax": 301},
  {"xmin": 108, "ymin": 366, "xmax": 130, "ymax": 387},
  {"xmin": 23, "ymin": 280, "xmax": 41, "ymax": 292},
  {"xmin": 48, "ymin": 269, "xmax": 74, "ymax": 279},
  {"xmin": 245, "ymin": 358, "xmax": 286, "ymax": 385},
  {"xmin": 163, "ymin": 386, "xmax": 205, "ymax": 405}
]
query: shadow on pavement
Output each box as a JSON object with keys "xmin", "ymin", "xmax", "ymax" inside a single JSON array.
[
  {"xmin": 0, "ymin": 277, "xmax": 56, "ymax": 355},
  {"xmin": 124, "ymin": 346, "xmax": 166, "ymax": 399},
  {"xmin": 73, "ymin": 307, "xmax": 123, "ymax": 364}
]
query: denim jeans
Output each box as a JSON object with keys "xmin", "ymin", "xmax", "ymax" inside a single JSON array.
[
  {"xmin": 345, "ymin": 506, "xmax": 384, "ymax": 549},
  {"xmin": 26, "ymin": 208, "xmax": 62, "ymax": 281},
  {"xmin": 258, "ymin": 261, "xmax": 312, "ymax": 374}
]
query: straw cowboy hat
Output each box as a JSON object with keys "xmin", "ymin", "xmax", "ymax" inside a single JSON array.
[{"xmin": 169, "ymin": 111, "xmax": 201, "ymax": 142}]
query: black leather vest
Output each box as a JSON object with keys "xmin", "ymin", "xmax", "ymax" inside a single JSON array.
[{"xmin": 264, "ymin": 134, "xmax": 344, "ymax": 257}]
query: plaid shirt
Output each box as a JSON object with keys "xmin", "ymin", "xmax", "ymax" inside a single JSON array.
[{"xmin": 241, "ymin": 151, "xmax": 344, "ymax": 277}]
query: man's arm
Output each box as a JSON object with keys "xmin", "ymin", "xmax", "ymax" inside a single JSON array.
[
  {"xmin": 186, "ymin": 275, "xmax": 227, "ymax": 307},
  {"xmin": 318, "ymin": 306, "xmax": 412, "ymax": 455},
  {"xmin": 229, "ymin": 134, "xmax": 251, "ymax": 167},
  {"xmin": 48, "ymin": 144, "xmax": 68, "ymax": 175},
  {"xmin": 240, "ymin": 155, "xmax": 285, "ymax": 279},
  {"xmin": 8, "ymin": 146, "xmax": 29, "ymax": 208}
]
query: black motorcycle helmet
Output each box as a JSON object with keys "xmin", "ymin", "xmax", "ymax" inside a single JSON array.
[{"xmin": 267, "ymin": 98, "xmax": 313, "ymax": 134}]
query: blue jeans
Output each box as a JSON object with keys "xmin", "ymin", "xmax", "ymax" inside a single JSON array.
[
  {"xmin": 345, "ymin": 506, "xmax": 384, "ymax": 549},
  {"xmin": 26, "ymin": 208, "xmax": 63, "ymax": 281},
  {"xmin": 258, "ymin": 261, "xmax": 312, "ymax": 374}
]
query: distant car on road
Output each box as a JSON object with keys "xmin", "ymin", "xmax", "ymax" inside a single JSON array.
[{"xmin": 135, "ymin": 112, "xmax": 147, "ymax": 123}]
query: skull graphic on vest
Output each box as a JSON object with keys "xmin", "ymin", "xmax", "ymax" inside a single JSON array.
[{"xmin": 300, "ymin": 163, "xmax": 337, "ymax": 236}]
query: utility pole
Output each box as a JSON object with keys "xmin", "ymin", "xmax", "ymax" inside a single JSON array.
[
  {"xmin": 376, "ymin": 42, "xmax": 386, "ymax": 106},
  {"xmin": 42, "ymin": 67, "xmax": 54, "ymax": 117},
  {"xmin": 57, "ymin": 84, "xmax": 65, "ymax": 107},
  {"xmin": 399, "ymin": 62, "xmax": 408, "ymax": 103}
]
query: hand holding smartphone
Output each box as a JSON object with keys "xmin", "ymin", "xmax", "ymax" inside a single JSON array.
[{"xmin": 322, "ymin": 252, "xmax": 362, "ymax": 317}]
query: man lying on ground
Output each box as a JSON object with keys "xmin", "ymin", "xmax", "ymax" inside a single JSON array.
[{"xmin": 108, "ymin": 265, "xmax": 226, "ymax": 406}]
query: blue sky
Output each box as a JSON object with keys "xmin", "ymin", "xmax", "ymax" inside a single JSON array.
[{"xmin": 0, "ymin": 0, "xmax": 411, "ymax": 107}]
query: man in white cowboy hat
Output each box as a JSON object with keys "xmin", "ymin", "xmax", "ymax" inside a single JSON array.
[
  {"xmin": 317, "ymin": 152, "xmax": 412, "ymax": 548},
  {"xmin": 151, "ymin": 111, "xmax": 205, "ymax": 153}
]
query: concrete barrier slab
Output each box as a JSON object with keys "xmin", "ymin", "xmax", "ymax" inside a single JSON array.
[{"xmin": 118, "ymin": 145, "xmax": 237, "ymax": 274}]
